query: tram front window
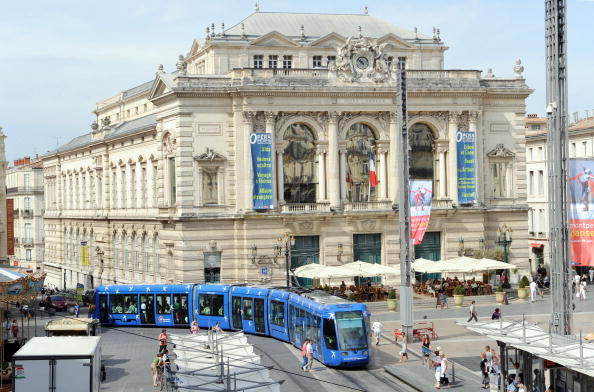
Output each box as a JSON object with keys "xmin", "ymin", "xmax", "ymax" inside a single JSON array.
[{"xmin": 336, "ymin": 311, "xmax": 367, "ymax": 351}]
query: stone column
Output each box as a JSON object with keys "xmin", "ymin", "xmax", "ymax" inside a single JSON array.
[
  {"xmin": 389, "ymin": 112, "xmax": 398, "ymax": 203},
  {"xmin": 469, "ymin": 111, "xmax": 480, "ymax": 203},
  {"xmin": 380, "ymin": 149, "xmax": 388, "ymax": 200},
  {"xmin": 317, "ymin": 147, "xmax": 327, "ymax": 202},
  {"xmin": 328, "ymin": 112, "xmax": 340, "ymax": 208},
  {"xmin": 243, "ymin": 112, "xmax": 255, "ymax": 211},
  {"xmin": 136, "ymin": 162, "xmax": 143, "ymax": 209},
  {"xmin": 339, "ymin": 146, "xmax": 347, "ymax": 202},
  {"xmin": 265, "ymin": 112, "xmax": 277, "ymax": 208},
  {"xmin": 448, "ymin": 111, "xmax": 460, "ymax": 203},
  {"xmin": 147, "ymin": 160, "xmax": 155, "ymax": 208},
  {"xmin": 276, "ymin": 148, "xmax": 284, "ymax": 204},
  {"xmin": 438, "ymin": 149, "xmax": 447, "ymax": 198}
]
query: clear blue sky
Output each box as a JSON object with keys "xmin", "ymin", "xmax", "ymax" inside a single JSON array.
[{"xmin": 1, "ymin": 0, "xmax": 593, "ymax": 162}]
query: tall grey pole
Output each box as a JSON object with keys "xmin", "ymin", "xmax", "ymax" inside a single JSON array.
[
  {"xmin": 397, "ymin": 57, "xmax": 413, "ymax": 341},
  {"xmin": 545, "ymin": 0, "xmax": 573, "ymax": 335}
]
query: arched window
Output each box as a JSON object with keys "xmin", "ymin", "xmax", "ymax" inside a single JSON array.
[
  {"xmin": 143, "ymin": 235, "xmax": 149, "ymax": 276},
  {"xmin": 123, "ymin": 233, "xmax": 129, "ymax": 278},
  {"xmin": 345, "ymin": 123, "xmax": 377, "ymax": 202},
  {"xmin": 64, "ymin": 231, "xmax": 69, "ymax": 263},
  {"xmin": 409, "ymin": 123, "xmax": 435, "ymax": 179},
  {"xmin": 154, "ymin": 235, "xmax": 160, "ymax": 281},
  {"xmin": 113, "ymin": 233, "xmax": 120, "ymax": 276},
  {"xmin": 283, "ymin": 123, "xmax": 317, "ymax": 203},
  {"xmin": 132, "ymin": 233, "xmax": 139, "ymax": 280}
]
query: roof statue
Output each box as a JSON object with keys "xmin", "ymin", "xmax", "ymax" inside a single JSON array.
[{"xmin": 329, "ymin": 36, "xmax": 393, "ymax": 83}]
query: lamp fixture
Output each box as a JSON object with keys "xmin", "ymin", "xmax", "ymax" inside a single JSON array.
[{"xmin": 250, "ymin": 244, "xmax": 257, "ymax": 264}]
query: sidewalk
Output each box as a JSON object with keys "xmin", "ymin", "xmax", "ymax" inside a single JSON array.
[{"xmin": 384, "ymin": 362, "xmax": 484, "ymax": 391}]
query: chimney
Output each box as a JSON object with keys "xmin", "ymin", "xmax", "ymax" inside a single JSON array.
[{"xmin": 573, "ymin": 112, "xmax": 579, "ymax": 123}]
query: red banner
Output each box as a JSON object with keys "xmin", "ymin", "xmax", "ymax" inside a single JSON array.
[
  {"xmin": 409, "ymin": 180, "xmax": 433, "ymax": 245},
  {"xmin": 569, "ymin": 159, "xmax": 594, "ymax": 267},
  {"xmin": 6, "ymin": 199, "xmax": 14, "ymax": 256}
]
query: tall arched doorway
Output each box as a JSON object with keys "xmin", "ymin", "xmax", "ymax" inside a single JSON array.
[
  {"xmin": 345, "ymin": 123, "xmax": 377, "ymax": 202},
  {"xmin": 409, "ymin": 123, "xmax": 434, "ymax": 179},
  {"xmin": 282, "ymin": 123, "xmax": 317, "ymax": 203}
]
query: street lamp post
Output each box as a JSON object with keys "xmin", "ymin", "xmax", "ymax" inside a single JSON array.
[
  {"xmin": 275, "ymin": 233, "xmax": 295, "ymax": 289},
  {"xmin": 496, "ymin": 225, "xmax": 513, "ymax": 281}
]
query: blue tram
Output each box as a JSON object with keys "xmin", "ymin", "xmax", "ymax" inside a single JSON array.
[{"xmin": 94, "ymin": 284, "xmax": 370, "ymax": 367}]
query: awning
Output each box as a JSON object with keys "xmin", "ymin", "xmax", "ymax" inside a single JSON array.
[{"xmin": 530, "ymin": 243, "xmax": 544, "ymax": 248}]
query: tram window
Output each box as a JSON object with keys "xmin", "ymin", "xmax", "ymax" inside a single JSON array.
[
  {"xmin": 199, "ymin": 294, "xmax": 225, "ymax": 316},
  {"xmin": 156, "ymin": 294, "xmax": 171, "ymax": 314},
  {"xmin": 336, "ymin": 311, "xmax": 367, "ymax": 351},
  {"xmin": 288, "ymin": 305, "xmax": 295, "ymax": 342},
  {"xmin": 173, "ymin": 294, "xmax": 189, "ymax": 324},
  {"xmin": 323, "ymin": 318, "xmax": 338, "ymax": 350},
  {"xmin": 271, "ymin": 300, "xmax": 285, "ymax": 326},
  {"xmin": 295, "ymin": 308, "xmax": 304, "ymax": 338},
  {"xmin": 243, "ymin": 298, "xmax": 253, "ymax": 320},
  {"xmin": 110, "ymin": 294, "xmax": 137, "ymax": 314}
]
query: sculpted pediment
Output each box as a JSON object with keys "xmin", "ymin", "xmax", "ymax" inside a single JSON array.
[
  {"xmin": 194, "ymin": 148, "xmax": 226, "ymax": 162},
  {"xmin": 189, "ymin": 39, "xmax": 201, "ymax": 56},
  {"xmin": 487, "ymin": 144, "xmax": 515, "ymax": 158},
  {"xmin": 309, "ymin": 32, "xmax": 347, "ymax": 48},
  {"xmin": 377, "ymin": 33, "xmax": 414, "ymax": 49},
  {"xmin": 249, "ymin": 31, "xmax": 300, "ymax": 47},
  {"xmin": 148, "ymin": 77, "xmax": 173, "ymax": 100}
]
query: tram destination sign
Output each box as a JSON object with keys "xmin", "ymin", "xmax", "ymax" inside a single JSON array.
[{"xmin": 250, "ymin": 132, "xmax": 274, "ymax": 210}]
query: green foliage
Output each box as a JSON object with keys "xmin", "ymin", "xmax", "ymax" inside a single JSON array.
[
  {"xmin": 519, "ymin": 276, "xmax": 530, "ymax": 288},
  {"xmin": 388, "ymin": 290, "xmax": 397, "ymax": 300},
  {"xmin": 454, "ymin": 285, "xmax": 465, "ymax": 295},
  {"xmin": 495, "ymin": 285, "xmax": 505, "ymax": 292},
  {"xmin": 323, "ymin": 284, "xmax": 330, "ymax": 292},
  {"xmin": 473, "ymin": 247, "xmax": 506, "ymax": 261},
  {"xmin": 348, "ymin": 293, "xmax": 356, "ymax": 301}
]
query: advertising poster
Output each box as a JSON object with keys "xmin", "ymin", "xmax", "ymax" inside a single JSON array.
[
  {"xmin": 250, "ymin": 132, "xmax": 274, "ymax": 209},
  {"xmin": 6, "ymin": 199, "xmax": 14, "ymax": 256},
  {"xmin": 568, "ymin": 158, "xmax": 594, "ymax": 267},
  {"xmin": 410, "ymin": 180, "xmax": 433, "ymax": 245},
  {"xmin": 456, "ymin": 131, "xmax": 477, "ymax": 204}
]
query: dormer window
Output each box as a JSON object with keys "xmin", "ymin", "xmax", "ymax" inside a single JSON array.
[
  {"xmin": 283, "ymin": 55, "xmax": 293, "ymax": 69},
  {"xmin": 312, "ymin": 56, "xmax": 322, "ymax": 68},
  {"xmin": 253, "ymin": 55, "xmax": 264, "ymax": 69},
  {"xmin": 268, "ymin": 55, "xmax": 278, "ymax": 68}
]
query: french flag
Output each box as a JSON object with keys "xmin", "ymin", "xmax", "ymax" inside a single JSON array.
[{"xmin": 369, "ymin": 152, "xmax": 379, "ymax": 187}]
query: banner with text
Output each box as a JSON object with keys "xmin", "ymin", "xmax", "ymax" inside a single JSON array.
[
  {"xmin": 569, "ymin": 158, "xmax": 594, "ymax": 267},
  {"xmin": 250, "ymin": 132, "xmax": 274, "ymax": 209},
  {"xmin": 410, "ymin": 180, "xmax": 433, "ymax": 245},
  {"xmin": 6, "ymin": 199, "xmax": 14, "ymax": 256},
  {"xmin": 456, "ymin": 131, "xmax": 477, "ymax": 204}
]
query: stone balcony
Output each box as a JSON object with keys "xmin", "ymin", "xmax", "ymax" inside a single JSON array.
[
  {"xmin": 281, "ymin": 203, "xmax": 331, "ymax": 213},
  {"xmin": 343, "ymin": 201, "xmax": 393, "ymax": 212}
]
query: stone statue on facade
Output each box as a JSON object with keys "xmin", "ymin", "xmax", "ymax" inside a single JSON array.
[{"xmin": 329, "ymin": 36, "xmax": 392, "ymax": 83}]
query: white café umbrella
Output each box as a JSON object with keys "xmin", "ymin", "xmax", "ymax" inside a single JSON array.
[
  {"xmin": 338, "ymin": 260, "xmax": 401, "ymax": 277},
  {"xmin": 477, "ymin": 258, "xmax": 516, "ymax": 270},
  {"xmin": 413, "ymin": 259, "xmax": 471, "ymax": 274},
  {"xmin": 293, "ymin": 264, "xmax": 327, "ymax": 279},
  {"xmin": 445, "ymin": 256, "xmax": 485, "ymax": 273}
]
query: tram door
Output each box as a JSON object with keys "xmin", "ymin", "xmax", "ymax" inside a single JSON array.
[
  {"xmin": 99, "ymin": 294, "xmax": 109, "ymax": 324},
  {"xmin": 253, "ymin": 298, "xmax": 266, "ymax": 334},
  {"xmin": 140, "ymin": 294, "xmax": 155, "ymax": 324},
  {"xmin": 231, "ymin": 296, "xmax": 243, "ymax": 330}
]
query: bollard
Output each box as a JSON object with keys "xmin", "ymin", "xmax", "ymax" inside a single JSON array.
[{"xmin": 451, "ymin": 361, "xmax": 455, "ymax": 384}]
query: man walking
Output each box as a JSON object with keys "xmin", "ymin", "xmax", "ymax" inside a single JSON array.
[
  {"xmin": 300, "ymin": 339, "xmax": 309, "ymax": 370},
  {"xmin": 372, "ymin": 320, "xmax": 383, "ymax": 345},
  {"xmin": 589, "ymin": 268, "xmax": 593, "ymax": 283},
  {"xmin": 305, "ymin": 338, "xmax": 314, "ymax": 371},
  {"xmin": 467, "ymin": 300, "xmax": 478, "ymax": 322},
  {"xmin": 529, "ymin": 279, "xmax": 538, "ymax": 303}
]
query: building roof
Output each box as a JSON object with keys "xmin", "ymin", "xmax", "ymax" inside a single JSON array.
[
  {"xmin": 0, "ymin": 267, "xmax": 25, "ymax": 283},
  {"xmin": 569, "ymin": 117, "xmax": 594, "ymax": 131},
  {"xmin": 49, "ymin": 113, "xmax": 157, "ymax": 156},
  {"xmin": 14, "ymin": 336, "xmax": 101, "ymax": 357},
  {"xmin": 122, "ymin": 79, "xmax": 154, "ymax": 99},
  {"xmin": 223, "ymin": 12, "xmax": 430, "ymax": 41}
]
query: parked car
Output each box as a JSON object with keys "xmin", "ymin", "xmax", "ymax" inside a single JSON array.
[{"xmin": 45, "ymin": 296, "xmax": 68, "ymax": 311}]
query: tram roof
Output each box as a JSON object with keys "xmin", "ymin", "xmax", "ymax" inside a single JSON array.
[{"xmin": 96, "ymin": 284, "xmax": 193, "ymax": 293}]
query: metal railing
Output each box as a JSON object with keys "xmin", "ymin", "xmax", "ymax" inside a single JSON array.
[
  {"xmin": 344, "ymin": 201, "xmax": 393, "ymax": 211},
  {"xmin": 281, "ymin": 203, "xmax": 331, "ymax": 213}
]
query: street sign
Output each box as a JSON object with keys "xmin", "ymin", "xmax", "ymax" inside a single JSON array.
[{"xmin": 260, "ymin": 267, "xmax": 269, "ymax": 276}]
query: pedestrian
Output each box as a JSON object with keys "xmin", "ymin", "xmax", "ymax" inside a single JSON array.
[
  {"xmin": 301, "ymin": 338, "xmax": 309, "ymax": 370},
  {"xmin": 439, "ymin": 351, "xmax": 450, "ymax": 389},
  {"xmin": 491, "ymin": 308, "xmax": 501, "ymax": 320},
  {"xmin": 529, "ymin": 279, "xmax": 538, "ymax": 302},
  {"xmin": 11, "ymin": 319, "xmax": 18, "ymax": 338},
  {"xmin": 398, "ymin": 334, "xmax": 408, "ymax": 363},
  {"xmin": 574, "ymin": 273, "xmax": 581, "ymax": 294},
  {"xmin": 577, "ymin": 281, "xmax": 587, "ymax": 301},
  {"xmin": 467, "ymin": 300, "xmax": 478, "ymax": 322},
  {"xmin": 88, "ymin": 303, "xmax": 96, "ymax": 318},
  {"xmin": 151, "ymin": 353, "xmax": 163, "ymax": 387},
  {"xmin": 74, "ymin": 302, "xmax": 80, "ymax": 318},
  {"xmin": 589, "ymin": 268, "xmax": 594, "ymax": 283},
  {"xmin": 491, "ymin": 355, "xmax": 501, "ymax": 389},
  {"xmin": 371, "ymin": 319, "xmax": 383, "ymax": 345},
  {"xmin": 190, "ymin": 320, "xmax": 199, "ymax": 334},
  {"xmin": 212, "ymin": 321, "xmax": 222, "ymax": 333},
  {"xmin": 485, "ymin": 345, "xmax": 493, "ymax": 369},
  {"xmin": 516, "ymin": 382, "xmax": 526, "ymax": 392},
  {"xmin": 433, "ymin": 349, "xmax": 442, "ymax": 389},
  {"xmin": 305, "ymin": 338, "xmax": 314, "ymax": 371},
  {"xmin": 158, "ymin": 329, "xmax": 168, "ymax": 353},
  {"xmin": 480, "ymin": 352, "xmax": 489, "ymax": 389},
  {"xmin": 439, "ymin": 291, "xmax": 448, "ymax": 309},
  {"xmin": 421, "ymin": 335, "xmax": 432, "ymax": 367}
]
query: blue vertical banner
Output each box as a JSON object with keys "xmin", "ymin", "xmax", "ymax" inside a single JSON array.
[
  {"xmin": 250, "ymin": 132, "xmax": 274, "ymax": 209},
  {"xmin": 456, "ymin": 131, "xmax": 477, "ymax": 204}
]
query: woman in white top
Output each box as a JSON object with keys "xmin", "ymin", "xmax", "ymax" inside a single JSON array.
[
  {"xmin": 439, "ymin": 352, "xmax": 450, "ymax": 389},
  {"xmin": 371, "ymin": 320, "xmax": 383, "ymax": 345}
]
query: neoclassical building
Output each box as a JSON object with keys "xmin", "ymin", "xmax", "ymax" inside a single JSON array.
[{"xmin": 43, "ymin": 11, "xmax": 532, "ymax": 289}]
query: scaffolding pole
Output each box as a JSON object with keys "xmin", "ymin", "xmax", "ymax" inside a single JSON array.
[
  {"xmin": 545, "ymin": 0, "xmax": 573, "ymax": 335},
  {"xmin": 397, "ymin": 56, "xmax": 414, "ymax": 341}
]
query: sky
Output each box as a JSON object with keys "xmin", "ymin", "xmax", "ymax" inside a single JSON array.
[{"xmin": 1, "ymin": 0, "xmax": 593, "ymax": 162}]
